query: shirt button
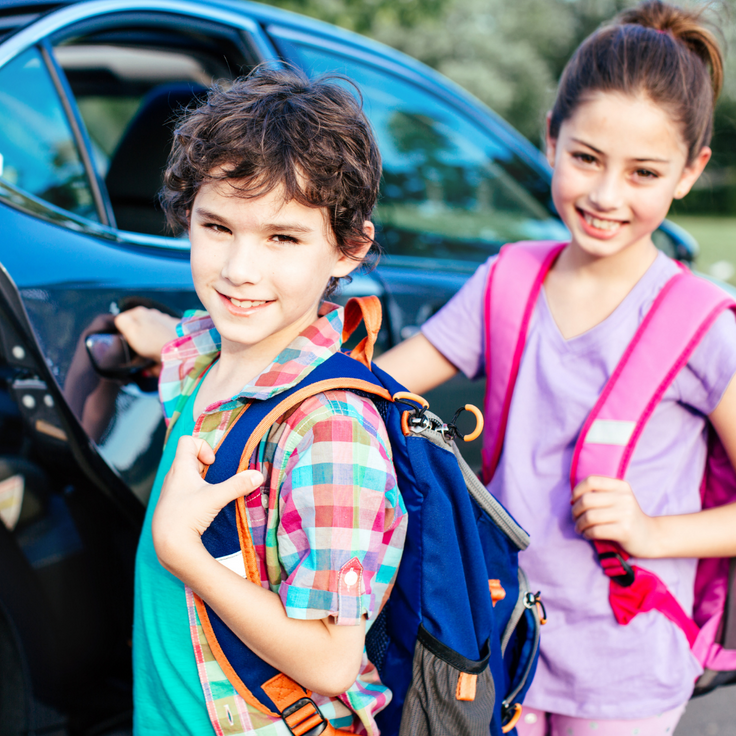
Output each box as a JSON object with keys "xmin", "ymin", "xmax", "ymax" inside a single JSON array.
[{"xmin": 344, "ymin": 570, "xmax": 359, "ymax": 587}]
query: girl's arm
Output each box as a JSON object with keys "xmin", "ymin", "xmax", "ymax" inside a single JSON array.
[
  {"xmin": 375, "ymin": 333, "xmax": 458, "ymax": 394},
  {"xmin": 572, "ymin": 374, "xmax": 736, "ymax": 559},
  {"xmin": 152, "ymin": 437, "xmax": 365, "ymax": 697}
]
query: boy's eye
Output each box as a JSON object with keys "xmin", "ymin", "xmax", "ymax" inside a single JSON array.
[
  {"xmin": 634, "ymin": 168, "xmax": 658, "ymax": 179},
  {"xmin": 271, "ymin": 234, "xmax": 299, "ymax": 244},
  {"xmin": 204, "ymin": 222, "xmax": 231, "ymax": 234}
]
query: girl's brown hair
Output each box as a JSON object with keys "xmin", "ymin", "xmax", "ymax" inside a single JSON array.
[{"xmin": 549, "ymin": 0, "xmax": 724, "ymax": 163}]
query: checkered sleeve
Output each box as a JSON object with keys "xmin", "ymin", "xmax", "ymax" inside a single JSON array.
[{"xmin": 273, "ymin": 391, "xmax": 406, "ymax": 626}]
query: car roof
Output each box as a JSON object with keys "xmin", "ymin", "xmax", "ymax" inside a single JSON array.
[{"xmin": 0, "ymin": 0, "xmax": 552, "ymax": 177}]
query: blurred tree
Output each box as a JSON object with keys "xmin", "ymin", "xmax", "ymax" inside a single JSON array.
[
  {"xmin": 265, "ymin": 0, "xmax": 449, "ymax": 35},
  {"xmin": 262, "ymin": 0, "xmax": 736, "ymax": 213}
]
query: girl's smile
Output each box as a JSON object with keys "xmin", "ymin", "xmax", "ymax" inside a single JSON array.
[{"xmin": 546, "ymin": 91, "xmax": 710, "ymax": 262}]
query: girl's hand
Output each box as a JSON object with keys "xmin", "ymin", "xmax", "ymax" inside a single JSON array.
[
  {"xmin": 571, "ymin": 475, "xmax": 660, "ymax": 558},
  {"xmin": 151, "ymin": 435, "xmax": 264, "ymax": 578}
]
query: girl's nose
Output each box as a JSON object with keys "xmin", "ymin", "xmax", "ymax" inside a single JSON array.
[
  {"xmin": 588, "ymin": 172, "xmax": 623, "ymax": 211},
  {"xmin": 221, "ymin": 239, "xmax": 263, "ymax": 286}
]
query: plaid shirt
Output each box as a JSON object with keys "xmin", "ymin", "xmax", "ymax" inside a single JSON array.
[{"xmin": 159, "ymin": 303, "xmax": 406, "ymax": 736}]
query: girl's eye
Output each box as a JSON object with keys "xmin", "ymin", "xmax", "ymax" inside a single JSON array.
[{"xmin": 573, "ymin": 152, "xmax": 597, "ymax": 165}]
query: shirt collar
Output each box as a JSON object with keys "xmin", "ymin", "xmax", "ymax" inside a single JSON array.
[{"xmin": 161, "ymin": 302, "xmax": 345, "ymax": 416}]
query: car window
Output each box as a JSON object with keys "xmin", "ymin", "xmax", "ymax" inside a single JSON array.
[
  {"xmin": 283, "ymin": 43, "xmax": 568, "ymax": 262},
  {"xmin": 53, "ymin": 20, "xmax": 256, "ymax": 236},
  {"xmin": 0, "ymin": 46, "xmax": 98, "ymax": 221}
]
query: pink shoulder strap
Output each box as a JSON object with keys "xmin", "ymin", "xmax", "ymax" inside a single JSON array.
[
  {"xmin": 482, "ymin": 240, "xmax": 566, "ymax": 483},
  {"xmin": 571, "ymin": 268, "xmax": 735, "ymax": 647}
]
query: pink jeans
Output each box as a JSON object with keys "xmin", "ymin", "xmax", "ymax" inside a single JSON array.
[{"xmin": 515, "ymin": 703, "xmax": 686, "ymax": 736}]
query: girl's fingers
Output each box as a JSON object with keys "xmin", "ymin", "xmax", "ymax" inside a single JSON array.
[
  {"xmin": 574, "ymin": 507, "xmax": 617, "ymax": 533},
  {"xmin": 571, "ymin": 490, "xmax": 616, "ymax": 519},
  {"xmin": 579, "ymin": 521, "xmax": 622, "ymax": 541},
  {"xmin": 571, "ymin": 476, "xmax": 632, "ymax": 503}
]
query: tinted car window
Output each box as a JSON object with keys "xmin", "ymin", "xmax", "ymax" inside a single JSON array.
[
  {"xmin": 53, "ymin": 20, "xmax": 256, "ymax": 236},
  {"xmin": 0, "ymin": 46, "xmax": 98, "ymax": 220},
  {"xmin": 287, "ymin": 43, "xmax": 568, "ymax": 262}
]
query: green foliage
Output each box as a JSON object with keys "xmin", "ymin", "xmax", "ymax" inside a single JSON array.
[
  {"xmin": 259, "ymin": 0, "xmax": 736, "ymax": 214},
  {"xmin": 263, "ymin": 0, "xmax": 448, "ymax": 34}
]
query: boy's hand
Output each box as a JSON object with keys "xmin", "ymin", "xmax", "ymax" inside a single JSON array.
[
  {"xmin": 571, "ymin": 476, "xmax": 660, "ymax": 558},
  {"xmin": 152, "ymin": 436, "xmax": 264, "ymax": 577},
  {"xmin": 114, "ymin": 306, "xmax": 179, "ymax": 366}
]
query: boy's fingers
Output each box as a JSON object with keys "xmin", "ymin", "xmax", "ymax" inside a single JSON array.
[
  {"xmin": 173, "ymin": 436, "xmax": 214, "ymax": 474},
  {"xmin": 211, "ymin": 470, "xmax": 264, "ymax": 508}
]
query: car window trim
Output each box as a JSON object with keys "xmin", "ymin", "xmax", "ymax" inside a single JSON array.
[
  {"xmin": 0, "ymin": 177, "xmax": 192, "ymax": 255},
  {"xmin": 0, "ymin": 0, "xmax": 270, "ymax": 71},
  {"xmin": 38, "ymin": 39, "xmax": 114, "ymax": 227}
]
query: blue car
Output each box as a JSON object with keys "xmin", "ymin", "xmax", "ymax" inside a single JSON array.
[{"xmin": 0, "ymin": 1, "xmax": 699, "ymax": 732}]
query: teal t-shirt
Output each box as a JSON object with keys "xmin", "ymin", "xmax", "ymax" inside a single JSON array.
[{"xmin": 132, "ymin": 383, "xmax": 212, "ymax": 735}]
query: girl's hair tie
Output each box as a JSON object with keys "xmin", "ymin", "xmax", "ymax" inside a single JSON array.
[{"xmin": 656, "ymin": 28, "xmax": 668, "ymax": 34}]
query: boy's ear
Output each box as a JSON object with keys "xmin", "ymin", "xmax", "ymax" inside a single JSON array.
[
  {"xmin": 332, "ymin": 221, "xmax": 375, "ymax": 278},
  {"xmin": 674, "ymin": 146, "xmax": 711, "ymax": 200},
  {"xmin": 545, "ymin": 112, "xmax": 557, "ymax": 169}
]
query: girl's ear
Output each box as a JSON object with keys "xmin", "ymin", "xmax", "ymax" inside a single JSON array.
[
  {"xmin": 332, "ymin": 221, "xmax": 375, "ymax": 278},
  {"xmin": 545, "ymin": 112, "xmax": 557, "ymax": 169},
  {"xmin": 674, "ymin": 146, "xmax": 712, "ymax": 200}
]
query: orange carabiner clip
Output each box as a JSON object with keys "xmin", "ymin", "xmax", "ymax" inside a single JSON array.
[
  {"xmin": 502, "ymin": 703, "xmax": 522, "ymax": 733},
  {"xmin": 393, "ymin": 391, "xmax": 429, "ymax": 409},
  {"xmin": 448, "ymin": 404, "xmax": 484, "ymax": 442}
]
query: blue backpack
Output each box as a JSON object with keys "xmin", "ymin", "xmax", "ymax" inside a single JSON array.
[{"xmin": 197, "ymin": 298, "xmax": 542, "ymax": 736}]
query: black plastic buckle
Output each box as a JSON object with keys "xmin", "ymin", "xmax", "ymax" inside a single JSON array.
[
  {"xmin": 281, "ymin": 697, "xmax": 328, "ymax": 736},
  {"xmin": 598, "ymin": 551, "xmax": 636, "ymax": 587}
]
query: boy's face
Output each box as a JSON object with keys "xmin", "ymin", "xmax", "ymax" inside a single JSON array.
[{"xmin": 189, "ymin": 179, "xmax": 370, "ymax": 360}]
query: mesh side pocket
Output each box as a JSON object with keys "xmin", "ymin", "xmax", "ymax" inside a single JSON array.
[
  {"xmin": 399, "ymin": 626, "xmax": 495, "ymax": 736},
  {"xmin": 365, "ymin": 604, "xmax": 389, "ymax": 676}
]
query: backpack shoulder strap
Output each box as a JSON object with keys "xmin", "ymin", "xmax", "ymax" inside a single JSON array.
[
  {"xmin": 572, "ymin": 269, "xmax": 736, "ymax": 486},
  {"xmin": 482, "ymin": 240, "xmax": 567, "ymax": 482},
  {"xmin": 194, "ymin": 300, "xmax": 394, "ymax": 729},
  {"xmin": 571, "ymin": 268, "xmax": 735, "ymax": 645}
]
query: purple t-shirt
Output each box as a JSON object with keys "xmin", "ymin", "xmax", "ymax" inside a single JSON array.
[{"xmin": 423, "ymin": 250, "xmax": 736, "ymax": 718}]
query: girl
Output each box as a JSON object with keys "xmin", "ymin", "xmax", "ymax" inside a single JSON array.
[{"xmin": 378, "ymin": 1, "xmax": 736, "ymax": 733}]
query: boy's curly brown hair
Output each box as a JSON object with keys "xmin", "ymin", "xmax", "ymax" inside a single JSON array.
[{"xmin": 161, "ymin": 65, "xmax": 382, "ymax": 296}]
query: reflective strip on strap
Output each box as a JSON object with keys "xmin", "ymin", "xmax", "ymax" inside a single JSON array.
[{"xmin": 585, "ymin": 419, "xmax": 636, "ymax": 446}]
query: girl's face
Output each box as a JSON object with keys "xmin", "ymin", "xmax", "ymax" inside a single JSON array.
[
  {"xmin": 189, "ymin": 179, "xmax": 371, "ymax": 360},
  {"xmin": 546, "ymin": 91, "xmax": 710, "ymax": 260}
]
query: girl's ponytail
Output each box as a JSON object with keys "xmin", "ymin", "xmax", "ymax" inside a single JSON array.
[
  {"xmin": 619, "ymin": 1, "xmax": 723, "ymax": 100},
  {"xmin": 549, "ymin": 0, "xmax": 724, "ymax": 163}
]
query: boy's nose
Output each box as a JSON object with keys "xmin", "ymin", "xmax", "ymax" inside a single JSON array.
[{"xmin": 221, "ymin": 240, "xmax": 263, "ymax": 285}]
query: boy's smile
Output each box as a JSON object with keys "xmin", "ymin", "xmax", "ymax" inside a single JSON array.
[{"xmin": 189, "ymin": 180, "xmax": 370, "ymax": 369}]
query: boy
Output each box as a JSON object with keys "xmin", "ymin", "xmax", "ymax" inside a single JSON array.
[{"xmin": 130, "ymin": 67, "xmax": 406, "ymax": 736}]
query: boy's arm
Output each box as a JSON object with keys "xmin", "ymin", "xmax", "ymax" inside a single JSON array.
[
  {"xmin": 375, "ymin": 333, "xmax": 457, "ymax": 394},
  {"xmin": 572, "ymin": 373, "xmax": 736, "ymax": 559},
  {"xmin": 153, "ymin": 436, "xmax": 366, "ymax": 697}
]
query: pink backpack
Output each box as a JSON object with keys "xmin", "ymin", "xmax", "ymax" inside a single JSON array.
[{"xmin": 482, "ymin": 240, "xmax": 736, "ymax": 694}]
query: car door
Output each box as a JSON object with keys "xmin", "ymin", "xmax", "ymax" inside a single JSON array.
[
  {"xmin": 266, "ymin": 27, "xmax": 569, "ymax": 466},
  {"xmin": 0, "ymin": 2, "xmax": 277, "ymax": 507}
]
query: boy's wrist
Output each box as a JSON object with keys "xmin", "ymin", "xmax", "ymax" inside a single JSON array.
[{"xmin": 155, "ymin": 529, "xmax": 211, "ymax": 582}]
